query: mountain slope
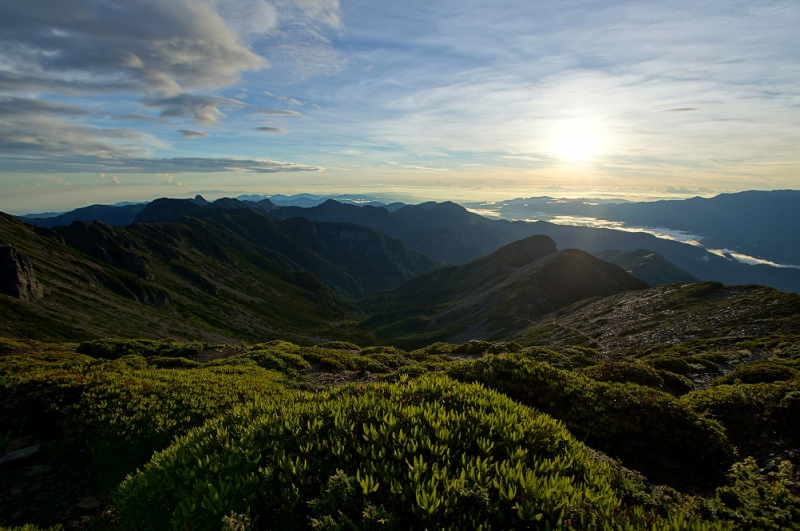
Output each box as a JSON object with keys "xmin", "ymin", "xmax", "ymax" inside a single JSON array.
[
  {"xmin": 19, "ymin": 203, "xmax": 147, "ymax": 228},
  {"xmin": 159, "ymin": 208, "xmax": 443, "ymax": 298},
  {"xmin": 498, "ymin": 219, "xmax": 800, "ymax": 293},
  {"xmin": 594, "ymin": 249, "xmax": 698, "ymax": 286},
  {"xmin": 0, "ymin": 213, "xmax": 350, "ymax": 342},
  {"xmin": 270, "ymin": 199, "xmax": 485, "ymax": 264},
  {"xmin": 364, "ymin": 235, "xmax": 648, "ymax": 346},
  {"xmin": 0, "ymin": 204, "xmax": 442, "ymax": 341},
  {"xmin": 516, "ymin": 281, "xmax": 800, "ymax": 353}
]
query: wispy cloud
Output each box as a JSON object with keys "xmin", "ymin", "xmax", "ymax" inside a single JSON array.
[
  {"xmin": 255, "ymin": 127, "xmax": 288, "ymax": 133},
  {"xmin": 179, "ymin": 129, "xmax": 210, "ymax": 139},
  {"xmin": 1, "ymin": 154, "xmax": 323, "ymax": 174},
  {"xmin": 143, "ymin": 94, "xmax": 247, "ymax": 123}
]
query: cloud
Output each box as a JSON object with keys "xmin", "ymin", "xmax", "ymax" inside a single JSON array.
[
  {"xmin": 660, "ymin": 108, "xmax": 698, "ymax": 113},
  {"xmin": 1, "ymin": 153, "xmax": 323, "ymax": 174},
  {"xmin": 143, "ymin": 94, "xmax": 247, "ymax": 123},
  {"xmin": 403, "ymin": 165, "xmax": 449, "ymax": 172},
  {"xmin": 121, "ymin": 113, "xmax": 160, "ymax": 122},
  {"xmin": 256, "ymin": 108, "xmax": 303, "ymax": 116},
  {"xmin": 161, "ymin": 173, "xmax": 184, "ymax": 186},
  {"xmin": 0, "ymin": 114, "xmax": 143, "ymax": 158},
  {"xmin": 255, "ymin": 126, "xmax": 288, "ymax": 133},
  {"xmin": 0, "ymin": 0, "xmax": 265, "ymax": 96},
  {"xmin": 179, "ymin": 129, "xmax": 211, "ymax": 139},
  {"xmin": 0, "ymin": 96, "xmax": 90, "ymax": 117}
]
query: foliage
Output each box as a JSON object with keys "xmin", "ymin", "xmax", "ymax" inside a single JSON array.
[
  {"xmin": 206, "ymin": 345, "xmax": 313, "ymax": 378},
  {"xmin": 0, "ymin": 350, "xmax": 94, "ymax": 374},
  {"xmin": 0, "ymin": 526, "xmax": 63, "ymax": 531},
  {"xmin": 115, "ymin": 375, "xmax": 719, "ymax": 530},
  {"xmin": 448, "ymin": 354, "xmax": 733, "ymax": 484},
  {"xmin": 713, "ymin": 457, "xmax": 800, "ymax": 529},
  {"xmin": 639, "ymin": 354, "xmax": 692, "ymax": 375},
  {"xmin": 0, "ymin": 354, "xmax": 288, "ymax": 478},
  {"xmin": 146, "ymin": 356, "xmax": 202, "ymax": 369},
  {"xmin": 580, "ymin": 362, "xmax": 664, "ymax": 388},
  {"xmin": 0, "ymin": 337, "xmax": 41, "ymax": 354},
  {"xmin": 75, "ymin": 338, "xmax": 208, "ymax": 359},
  {"xmin": 681, "ymin": 379, "xmax": 800, "ymax": 461},
  {"xmin": 713, "ymin": 363, "xmax": 797, "ymax": 386},
  {"xmin": 579, "ymin": 362, "xmax": 694, "ymax": 395},
  {"xmin": 682, "ymin": 378, "xmax": 800, "ymax": 416}
]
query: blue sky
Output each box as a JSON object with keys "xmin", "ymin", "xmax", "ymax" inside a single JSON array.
[{"xmin": 1, "ymin": 0, "xmax": 799, "ymax": 213}]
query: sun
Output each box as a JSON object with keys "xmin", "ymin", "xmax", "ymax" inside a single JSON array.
[
  {"xmin": 549, "ymin": 120, "xmax": 605, "ymax": 164},
  {"xmin": 555, "ymin": 129, "xmax": 599, "ymax": 162}
]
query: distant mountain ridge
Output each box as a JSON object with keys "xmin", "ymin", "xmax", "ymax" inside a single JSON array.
[
  {"xmin": 593, "ymin": 249, "xmax": 698, "ymax": 286},
  {"xmin": 475, "ymin": 190, "xmax": 800, "ymax": 267},
  {"xmin": 13, "ymin": 191, "xmax": 800, "ymax": 293}
]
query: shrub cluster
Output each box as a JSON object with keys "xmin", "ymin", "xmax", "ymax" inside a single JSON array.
[
  {"xmin": 116, "ymin": 375, "xmax": 717, "ymax": 530},
  {"xmin": 75, "ymin": 338, "xmax": 208, "ymax": 359},
  {"xmin": 448, "ymin": 354, "xmax": 733, "ymax": 484},
  {"xmin": 712, "ymin": 362, "xmax": 797, "ymax": 386},
  {"xmin": 580, "ymin": 362, "xmax": 694, "ymax": 395},
  {"xmin": 0, "ymin": 357, "xmax": 288, "ymax": 477}
]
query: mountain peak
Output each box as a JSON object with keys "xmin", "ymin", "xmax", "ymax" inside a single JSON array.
[{"xmin": 477, "ymin": 234, "xmax": 558, "ymax": 269}]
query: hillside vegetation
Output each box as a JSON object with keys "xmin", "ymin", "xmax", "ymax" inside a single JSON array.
[{"xmin": 2, "ymin": 336, "xmax": 800, "ymax": 529}]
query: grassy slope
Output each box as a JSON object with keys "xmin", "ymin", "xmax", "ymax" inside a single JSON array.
[{"xmin": 0, "ymin": 213, "xmax": 356, "ymax": 343}]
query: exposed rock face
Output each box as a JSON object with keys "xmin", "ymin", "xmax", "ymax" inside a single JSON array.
[
  {"xmin": 0, "ymin": 244, "xmax": 44, "ymax": 301},
  {"xmin": 56, "ymin": 221, "xmax": 153, "ymax": 280}
]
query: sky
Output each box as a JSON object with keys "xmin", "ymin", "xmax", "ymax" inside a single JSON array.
[{"xmin": 1, "ymin": 0, "xmax": 800, "ymax": 214}]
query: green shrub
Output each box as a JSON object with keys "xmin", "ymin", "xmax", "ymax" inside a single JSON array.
[
  {"xmin": 0, "ymin": 351, "xmax": 94, "ymax": 374},
  {"xmin": 658, "ymin": 370, "xmax": 695, "ymax": 395},
  {"xmin": 116, "ymin": 376, "xmax": 718, "ymax": 530},
  {"xmin": 682, "ymin": 379, "xmax": 800, "ymax": 459},
  {"xmin": 392, "ymin": 365, "xmax": 428, "ymax": 379},
  {"xmin": 320, "ymin": 341, "xmax": 361, "ymax": 351},
  {"xmin": 359, "ymin": 346, "xmax": 406, "ymax": 357},
  {"xmin": 0, "ymin": 356, "xmax": 288, "ymax": 478},
  {"xmin": 713, "ymin": 457, "xmax": 800, "ymax": 529},
  {"xmin": 0, "ymin": 526, "xmax": 63, "ymax": 531},
  {"xmin": 300, "ymin": 346, "xmax": 410, "ymax": 373},
  {"xmin": 250, "ymin": 340, "xmax": 302, "ymax": 353},
  {"xmin": 640, "ymin": 354, "xmax": 692, "ymax": 374},
  {"xmin": 0, "ymin": 337, "xmax": 39, "ymax": 354},
  {"xmin": 713, "ymin": 363, "xmax": 797, "ymax": 386},
  {"xmin": 147, "ymin": 356, "xmax": 202, "ymax": 369},
  {"xmin": 580, "ymin": 362, "xmax": 664, "ymax": 389},
  {"xmin": 448, "ymin": 354, "xmax": 733, "ymax": 485},
  {"xmin": 75, "ymin": 338, "xmax": 207, "ymax": 359}
]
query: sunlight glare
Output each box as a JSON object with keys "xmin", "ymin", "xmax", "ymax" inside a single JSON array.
[{"xmin": 550, "ymin": 120, "xmax": 604, "ymax": 164}]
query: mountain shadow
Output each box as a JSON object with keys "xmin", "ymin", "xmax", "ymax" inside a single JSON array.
[
  {"xmin": 594, "ymin": 249, "xmax": 698, "ymax": 286},
  {"xmin": 363, "ymin": 235, "xmax": 648, "ymax": 348}
]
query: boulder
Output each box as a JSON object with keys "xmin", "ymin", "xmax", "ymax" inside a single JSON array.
[{"xmin": 0, "ymin": 245, "xmax": 44, "ymax": 301}]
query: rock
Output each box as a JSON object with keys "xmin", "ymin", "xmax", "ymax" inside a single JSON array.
[
  {"xmin": 0, "ymin": 444, "xmax": 40, "ymax": 465},
  {"xmin": 56, "ymin": 221, "xmax": 153, "ymax": 279},
  {"xmin": 9, "ymin": 488, "xmax": 22, "ymax": 496},
  {"xmin": 0, "ymin": 245, "xmax": 44, "ymax": 301},
  {"xmin": 76, "ymin": 496, "xmax": 101, "ymax": 510},
  {"xmin": 5, "ymin": 435, "xmax": 34, "ymax": 453}
]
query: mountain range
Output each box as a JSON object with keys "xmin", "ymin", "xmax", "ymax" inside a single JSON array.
[
  {"xmin": 3, "ymin": 192, "xmax": 799, "ymax": 349},
  {"xmin": 28, "ymin": 193, "xmax": 800, "ymax": 291}
]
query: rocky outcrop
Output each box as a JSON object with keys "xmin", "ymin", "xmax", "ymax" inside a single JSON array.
[
  {"xmin": 0, "ymin": 245, "xmax": 44, "ymax": 301},
  {"xmin": 56, "ymin": 221, "xmax": 153, "ymax": 280}
]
